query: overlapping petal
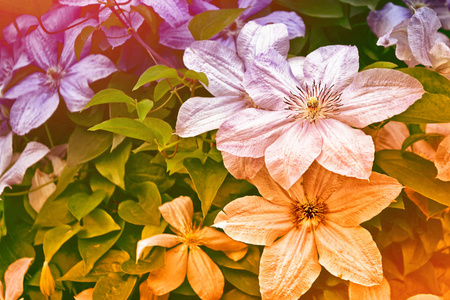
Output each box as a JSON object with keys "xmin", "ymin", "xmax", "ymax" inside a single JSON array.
[
  {"xmin": 250, "ymin": 167, "xmax": 293, "ymax": 206},
  {"xmin": 159, "ymin": 21, "xmax": 195, "ymax": 50},
  {"xmin": 221, "ymin": 152, "xmax": 264, "ymax": 180},
  {"xmin": 302, "ymin": 161, "xmax": 343, "ymax": 201},
  {"xmin": 142, "ymin": 0, "xmax": 190, "ymax": 28},
  {"xmin": 253, "ymin": 11, "xmax": 305, "ymax": 39},
  {"xmin": 238, "ymin": 0, "xmax": 272, "ymax": 19},
  {"xmin": 158, "ymin": 196, "xmax": 193, "ymax": 232},
  {"xmin": 0, "ymin": 131, "xmax": 13, "ymax": 176},
  {"xmin": 367, "ymin": 3, "xmax": 411, "ymax": 38},
  {"xmin": 136, "ymin": 234, "xmax": 180, "ymax": 260},
  {"xmin": 199, "ymin": 226, "xmax": 248, "ymax": 261}
]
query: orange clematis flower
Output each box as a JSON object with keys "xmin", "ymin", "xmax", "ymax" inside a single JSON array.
[
  {"xmin": 214, "ymin": 162, "xmax": 403, "ymax": 300},
  {"xmin": 136, "ymin": 196, "xmax": 248, "ymax": 300}
]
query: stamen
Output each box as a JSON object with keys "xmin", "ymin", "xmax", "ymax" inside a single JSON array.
[{"xmin": 291, "ymin": 196, "xmax": 328, "ymax": 228}]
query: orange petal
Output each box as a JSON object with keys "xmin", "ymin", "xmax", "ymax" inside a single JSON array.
[
  {"xmin": 147, "ymin": 244, "xmax": 188, "ymax": 295},
  {"xmin": 214, "ymin": 196, "xmax": 293, "ymax": 246},
  {"xmin": 325, "ymin": 172, "xmax": 402, "ymax": 226},
  {"xmin": 315, "ymin": 222, "xmax": 383, "ymax": 286},
  {"xmin": 74, "ymin": 288, "xmax": 94, "ymax": 300},
  {"xmin": 136, "ymin": 234, "xmax": 180, "ymax": 260},
  {"xmin": 222, "ymin": 151, "xmax": 264, "ymax": 180},
  {"xmin": 349, "ymin": 276, "xmax": 390, "ymax": 300},
  {"xmin": 199, "ymin": 227, "xmax": 248, "ymax": 261},
  {"xmin": 302, "ymin": 161, "xmax": 343, "ymax": 201},
  {"xmin": 260, "ymin": 227, "xmax": 321, "ymax": 300},
  {"xmin": 435, "ymin": 135, "xmax": 450, "ymax": 181},
  {"xmin": 187, "ymin": 247, "xmax": 224, "ymax": 300},
  {"xmin": 29, "ymin": 169, "xmax": 56, "ymax": 213},
  {"xmin": 249, "ymin": 167, "xmax": 294, "ymax": 206},
  {"xmin": 407, "ymin": 295, "xmax": 443, "ymax": 300},
  {"xmin": 373, "ymin": 121, "xmax": 409, "ymax": 151},
  {"xmin": 159, "ymin": 196, "xmax": 193, "ymax": 232},
  {"xmin": 4, "ymin": 257, "xmax": 33, "ymax": 300},
  {"xmin": 139, "ymin": 281, "xmax": 169, "ymax": 300}
]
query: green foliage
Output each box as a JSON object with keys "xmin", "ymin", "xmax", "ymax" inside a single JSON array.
[
  {"xmin": 276, "ymin": 0, "xmax": 343, "ymax": 18},
  {"xmin": 133, "ymin": 65, "xmax": 180, "ymax": 91},
  {"xmin": 188, "ymin": 9, "xmax": 245, "ymax": 40},
  {"xmin": 118, "ymin": 182, "xmax": 161, "ymax": 225}
]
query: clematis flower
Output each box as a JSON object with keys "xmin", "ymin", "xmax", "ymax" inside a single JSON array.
[
  {"xmin": 216, "ymin": 45, "xmax": 425, "ymax": 189},
  {"xmin": 4, "ymin": 16, "xmax": 117, "ymax": 136},
  {"xmin": 214, "ymin": 162, "xmax": 403, "ymax": 300},
  {"xmin": 0, "ymin": 132, "xmax": 50, "ymax": 195},
  {"xmin": 136, "ymin": 196, "xmax": 248, "ymax": 300}
]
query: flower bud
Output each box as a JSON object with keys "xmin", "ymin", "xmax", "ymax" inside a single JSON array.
[{"xmin": 40, "ymin": 261, "xmax": 55, "ymax": 297}]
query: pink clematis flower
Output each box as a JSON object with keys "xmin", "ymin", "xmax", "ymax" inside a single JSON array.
[
  {"xmin": 214, "ymin": 163, "xmax": 403, "ymax": 300},
  {"xmin": 136, "ymin": 196, "xmax": 248, "ymax": 300},
  {"xmin": 216, "ymin": 45, "xmax": 425, "ymax": 189}
]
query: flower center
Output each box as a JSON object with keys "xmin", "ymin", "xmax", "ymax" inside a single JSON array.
[
  {"xmin": 177, "ymin": 225, "xmax": 204, "ymax": 249},
  {"xmin": 284, "ymin": 82, "xmax": 342, "ymax": 123},
  {"xmin": 219, "ymin": 17, "xmax": 245, "ymax": 38},
  {"xmin": 404, "ymin": 0, "xmax": 430, "ymax": 10},
  {"xmin": 291, "ymin": 196, "xmax": 328, "ymax": 228},
  {"xmin": 45, "ymin": 65, "xmax": 66, "ymax": 90}
]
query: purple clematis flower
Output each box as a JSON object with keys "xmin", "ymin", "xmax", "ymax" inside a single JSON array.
[
  {"xmin": 4, "ymin": 14, "xmax": 117, "ymax": 136},
  {"xmin": 216, "ymin": 45, "xmax": 425, "ymax": 189},
  {"xmin": 146, "ymin": 0, "xmax": 305, "ymax": 50},
  {"xmin": 0, "ymin": 132, "xmax": 49, "ymax": 194}
]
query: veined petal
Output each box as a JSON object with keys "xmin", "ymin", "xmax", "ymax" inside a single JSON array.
[
  {"xmin": 0, "ymin": 131, "xmax": 13, "ymax": 176},
  {"xmin": 58, "ymin": 0, "xmax": 98, "ymax": 6},
  {"xmin": 141, "ymin": 0, "xmax": 190, "ymax": 28},
  {"xmin": 3, "ymin": 15, "xmax": 38, "ymax": 45},
  {"xmin": 187, "ymin": 247, "xmax": 224, "ymax": 300},
  {"xmin": 326, "ymin": 172, "xmax": 402, "ymax": 226},
  {"xmin": 238, "ymin": 0, "xmax": 272, "ymax": 19},
  {"xmin": 184, "ymin": 41, "xmax": 244, "ymax": 96},
  {"xmin": 237, "ymin": 22, "xmax": 289, "ymax": 67},
  {"xmin": 147, "ymin": 244, "xmax": 188, "ymax": 295},
  {"xmin": 191, "ymin": 0, "xmax": 219, "ymax": 14},
  {"xmin": 389, "ymin": 20, "xmax": 419, "ymax": 67},
  {"xmin": 29, "ymin": 169, "xmax": 56, "ymax": 213},
  {"xmin": 199, "ymin": 227, "xmax": 248, "ymax": 261},
  {"xmin": 435, "ymin": 135, "xmax": 450, "ymax": 181},
  {"xmin": 336, "ymin": 68, "xmax": 425, "ymax": 128},
  {"xmin": 288, "ymin": 56, "xmax": 305, "ymax": 82},
  {"xmin": 136, "ymin": 234, "xmax": 180, "ymax": 260},
  {"xmin": 4, "ymin": 257, "xmax": 34, "ymax": 300},
  {"xmin": 253, "ymin": 11, "xmax": 305, "ymax": 39},
  {"xmin": 216, "ymin": 109, "xmax": 291, "ymax": 158},
  {"xmin": 429, "ymin": 42, "xmax": 450, "ymax": 78},
  {"xmin": 315, "ymin": 222, "xmax": 383, "ymax": 286},
  {"xmin": 61, "ymin": 54, "xmax": 117, "ymax": 112},
  {"xmin": 244, "ymin": 49, "xmax": 298, "ymax": 110},
  {"xmin": 176, "ymin": 95, "xmax": 247, "ymax": 138},
  {"xmin": 214, "ymin": 196, "xmax": 293, "ymax": 246},
  {"xmin": 302, "ymin": 161, "xmax": 344, "ymax": 202},
  {"xmin": 103, "ymin": 12, "xmax": 144, "ymax": 48},
  {"xmin": 259, "ymin": 227, "xmax": 321, "ymax": 300},
  {"xmin": 159, "ymin": 20, "xmax": 195, "ymax": 50},
  {"xmin": 159, "ymin": 196, "xmax": 193, "ymax": 233},
  {"xmin": 4, "ymin": 72, "xmax": 48, "ymax": 100},
  {"xmin": 222, "ymin": 152, "xmax": 264, "ymax": 180},
  {"xmin": 435, "ymin": 2, "xmax": 450, "ymax": 30},
  {"xmin": 265, "ymin": 121, "xmax": 323, "ymax": 190},
  {"xmin": 250, "ymin": 167, "xmax": 294, "ymax": 207},
  {"xmin": 303, "ymin": 45, "xmax": 359, "ymax": 93},
  {"xmin": 367, "ymin": 3, "xmax": 411, "ymax": 38},
  {"xmin": 315, "ymin": 119, "xmax": 374, "ymax": 180},
  {"xmin": 0, "ymin": 141, "xmax": 49, "ymax": 194},
  {"xmin": 349, "ymin": 277, "xmax": 391, "ymax": 300}
]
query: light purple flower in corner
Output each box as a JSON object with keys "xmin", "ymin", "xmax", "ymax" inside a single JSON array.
[
  {"xmin": 0, "ymin": 132, "xmax": 50, "ymax": 194},
  {"xmin": 216, "ymin": 45, "xmax": 425, "ymax": 189},
  {"xmin": 4, "ymin": 16, "xmax": 117, "ymax": 136}
]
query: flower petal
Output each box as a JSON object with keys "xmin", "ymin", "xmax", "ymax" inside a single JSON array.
[
  {"xmin": 367, "ymin": 3, "xmax": 411, "ymax": 38},
  {"xmin": 288, "ymin": 56, "xmax": 305, "ymax": 82},
  {"xmin": 29, "ymin": 169, "xmax": 56, "ymax": 213},
  {"xmin": 0, "ymin": 131, "xmax": 13, "ymax": 176},
  {"xmin": 315, "ymin": 222, "xmax": 383, "ymax": 286},
  {"xmin": 176, "ymin": 95, "xmax": 247, "ymax": 138},
  {"xmin": 222, "ymin": 152, "xmax": 264, "ymax": 180},
  {"xmin": 336, "ymin": 68, "xmax": 425, "ymax": 128},
  {"xmin": 315, "ymin": 119, "xmax": 374, "ymax": 179},
  {"xmin": 187, "ymin": 247, "xmax": 224, "ymax": 300},
  {"xmin": 136, "ymin": 234, "xmax": 180, "ymax": 260},
  {"xmin": 141, "ymin": 0, "xmax": 190, "ymax": 28},
  {"xmin": 238, "ymin": 0, "xmax": 271, "ymax": 19},
  {"xmin": 3, "ymin": 15, "xmax": 39, "ymax": 45},
  {"xmin": 253, "ymin": 11, "xmax": 305, "ymax": 39},
  {"xmin": 159, "ymin": 20, "xmax": 195, "ymax": 50},
  {"xmin": 429, "ymin": 42, "xmax": 450, "ymax": 78},
  {"xmin": 159, "ymin": 196, "xmax": 193, "ymax": 232},
  {"xmin": 184, "ymin": 40, "xmax": 244, "ymax": 96},
  {"xmin": 265, "ymin": 121, "xmax": 323, "ymax": 190},
  {"xmin": 388, "ymin": 20, "xmax": 419, "ymax": 67},
  {"xmin": 326, "ymin": 172, "xmax": 402, "ymax": 226},
  {"xmin": 237, "ymin": 22, "xmax": 289, "ymax": 67},
  {"xmin": 147, "ymin": 244, "xmax": 188, "ymax": 295},
  {"xmin": 259, "ymin": 227, "xmax": 321, "ymax": 300},
  {"xmin": 303, "ymin": 45, "xmax": 359, "ymax": 93},
  {"xmin": 349, "ymin": 277, "xmax": 391, "ymax": 300},
  {"xmin": 4, "ymin": 72, "xmax": 48, "ymax": 100},
  {"xmin": 250, "ymin": 167, "xmax": 294, "ymax": 206},
  {"xmin": 435, "ymin": 135, "xmax": 450, "ymax": 181},
  {"xmin": 214, "ymin": 196, "xmax": 293, "ymax": 246},
  {"xmin": 302, "ymin": 161, "xmax": 344, "ymax": 202},
  {"xmin": 244, "ymin": 49, "xmax": 298, "ymax": 110},
  {"xmin": 200, "ymin": 226, "xmax": 248, "ymax": 261},
  {"xmin": 4, "ymin": 257, "xmax": 34, "ymax": 300}
]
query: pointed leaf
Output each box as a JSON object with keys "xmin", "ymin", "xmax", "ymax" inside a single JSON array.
[
  {"xmin": 222, "ymin": 268, "xmax": 261, "ymax": 297},
  {"xmin": 94, "ymin": 140, "xmax": 132, "ymax": 189},
  {"xmin": 133, "ymin": 65, "xmax": 179, "ymax": 91},
  {"xmin": 84, "ymin": 89, "xmax": 136, "ymax": 109},
  {"xmin": 68, "ymin": 190, "xmax": 107, "ymax": 221},
  {"xmin": 92, "ymin": 273, "xmax": 137, "ymax": 300},
  {"xmin": 401, "ymin": 133, "xmax": 444, "ymax": 153},
  {"xmin": 118, "ymin": 182, "xmax": 161, "ymax": 225},
  {"xmin": 43, "ymin": 224, "xmax": 81, "ymax": 262},
  {"xmin": 188, "ymin": 8, "xmax": 245, "ymax": 40},
  {"xmin": 136, "ymin": 100, "xmax": 154, "ymax": 122},
  {"xmin": 77, "ymin": 209, "xmax": 121, "ymax": 239}
]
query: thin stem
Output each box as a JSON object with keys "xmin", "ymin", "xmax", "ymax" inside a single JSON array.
[
  {"xmin": 2, "ymin": 178, "xmax": 58, "ymax": 196},
  {"xmin": 44, "ymin": 123, "xmax": 54, "ymax": 148},
  {"xmin": 148, "ymin": 93, "xmax": 174, "ymax": 113}
]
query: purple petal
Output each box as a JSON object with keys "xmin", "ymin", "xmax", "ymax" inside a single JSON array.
[
  {"xmin": 212, "ymin": 35, "xmax": 237, "ymax": 51},
  {"xmin": 336, "ymin": 69, "xmax": 425, "ymax": 128},
  {"xmin": 159, "ymin": 20, "xmax": 195, "ymax": 50},
  {"xmin": 24, "ymin": 28, "xmax": 58, "ymax": 70},
  {"xmin": 190, "ymin": 0, "xmax": 218, "ymax": 14},
  {"xmin": 367, "ymin": 3, "xmax": 411, "ymax": 38},
  {"xmin": 288, "ymin": 56, "xmax": 306, "ymax": 82},
  {"xmin": 10, "ymin": 88, "xmax": 59, "ymax": 136},
  {"xmin": 176, "ymin": 95, "xmax": 248, "ymax": 137},
  {"xmin": 4, "ymin": 72, "xmax": 48, "ymax": 100},
  {"xmin": 237, "ymin": 22, "xmax": 289, "ymax": 67},
  {"xmin": 265, "ymin": 121, "xmax": 323, "ymax": 190},
  {"xmin": 244, "ymin": 49, "xmax": 298, "ymax": 110},
  {"xmin": 216, "ymin": 108, "xmax": 291, "ymax": 158},
  {"xmin": 58, "ymin": 0, "xmax": 98, "ymax": 5},
  {"xmin": 315, "ymin": 119, "xmax": 374, "ymax": 180},
  {"xmin": 103, "ymin": 12, "xmax": 145, "ymax": 48},
  {"xmin": 39, "ymin": 6, "xmax": 80, "ymax": 40},
  {"xmin": 435, "ymin": 3, "xmax": 450, "ymax": 30},
  {"xmin": 303, "ymin": 45, "xmax": 360, "ymax": 93},
  {"xmin": 0, "ymin": 141, "xmax": 49, "ymax": 194},
  {"xmin": 141, "ymin": 0, "xmax": 190, "ymax": 28},
  {"xmin": 0, "ymin": 131, "xmax": 13, "ymax": 176},
  {"xmin": 253, "ymin": 11, "xmax": 305, "ymax": 39},
  {"xmin": 61, "ymin": 54, "xmax": 117, "ymax": 112},
  {"xmin": 184, "ymin": 40, "xmax": 245, "ymax": 96},
  {"xmin": 238, "ymin": 0, "xmax": 272, "ymax": 20},
  {"xmin": 385, "ymin": 20, "xmax": 419, "ymax": 66},
  {"xmin": 3, "ymin": 15, "xmax": 39, "ymax": 45}
]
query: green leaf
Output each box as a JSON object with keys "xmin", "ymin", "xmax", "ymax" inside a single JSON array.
[
  {"xmin": 68, "ymin": 190, "xmax": 107, "ymax": 221},
  {"xmin": 88, "ymin": 250, "xmax": 130, "ymax": 276},
  {"xmin": 92, "ymin": 273, "xmax": 137, "ymax": 300},
  {"xmin": 68, "ymin": 106, "xmax": 104, "ymax": 127},
  {"xmin": 188, "ymin": 8, "xmax": 245, "ymax": 40},
  {"xmin": 77, "ymin": 209, "xmax": 121, "ymax": 239},
  {"xmin": 0, "ymin": 237, "xmax": 35, "ymax": 279},
  {"xmin": 166, "ymin": 148, "xmax": 208, "ymax": 175},
  {"xmin": 375, "ymin": 150, "xmax": 450, "ymax": 206},
  {"xmin": 183, "ymin": 70, "xmax": 209, "ymax": 86},
  {"xmin": 392, "ymin": 93, "xmax": 450, "ymax": 123},
  {"xmin": 67, "ymin": 126, "xmax": 112, "ymax": 167},
  {"xmin": 121, "ymin": 247, "xmax": 165, "ymax": 275},
  {"xmin": 142, "ymin": 118, "xmax": 173, "ymax": 148},
  {"xmin": 118, "ymin": 182, "xmax": 161, "ymax": 225},
  {"xmin": 133, "ymin": 65, "xmax": 179, "ymax": 91},
  {"xmin": 47, "ymin": 165, "xmax": 82, "ymax": 202},
  {"xmin": 74, "ymin": 26, "xmax": 96, "ymax": 61},
  {"xmin": 90, "ymin": 174, "xmax": 116, "ymax": 199},
  {"xmin": 154, "ymin": 78, "xmax": 182, "ymax": 102},
  {"xmin": 400, "ymin": 67, "xmax": 450, "ymax": 94},
  {"xmin": 94, "ymin": 140, "xmax": 132, "ymax": 189},
  {"xmin": 222, "ymin": 268, "xmax": 261, "ymax": 296},
  {"xmin": 275, "ymin": 0, "xmax": 343, "ymax": 18},
  {"xmin": 0, "ymin": 0, "xmax": 51, "ymax": 16},
  {"xmin": 84, "ymin": 89, "xmax": 135, "ymax": 110},
  {"xmin": 58, "ymin": 261, "xmax": 101, "ymax": 282},
  {"xmin": 43, "ymin": 224, "xmax": 81, "ymax": 262},
  {"xmin": 339, "ymin": 0, "xmax": 379, "ymax": 10},
  {"xmin": 401, "ymin": 133, "xmax": 444, "ymax": 153},
  {"xmin": 184, "ymin": 158, "xmax": 228, "ymax": 217},
  {"xmin": 136, "ymin": 100, "xmax": 154, "ymax": 122},
  {"xmin": 361, "ymin": 61, "xmax": 398, "ymax": 71}
]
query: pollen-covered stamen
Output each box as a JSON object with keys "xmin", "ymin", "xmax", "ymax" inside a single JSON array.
[
  {"xmin": 176, "ymin": 223, "xmax": 205, "ymax": 250},
  {"xmin": 284, "ymin": 81, "xmax": 342, "ymax": 122},
  {"xmin": 44, "ymin": 65, "xmax": 66, "ymax": 90},
  {"xmin": 218, "ymin": 17, "xmax": 246, "ymax": 38},
  {"xmin": 291, "ymin": 196, "xmax": 328, "ymax": 228}
]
